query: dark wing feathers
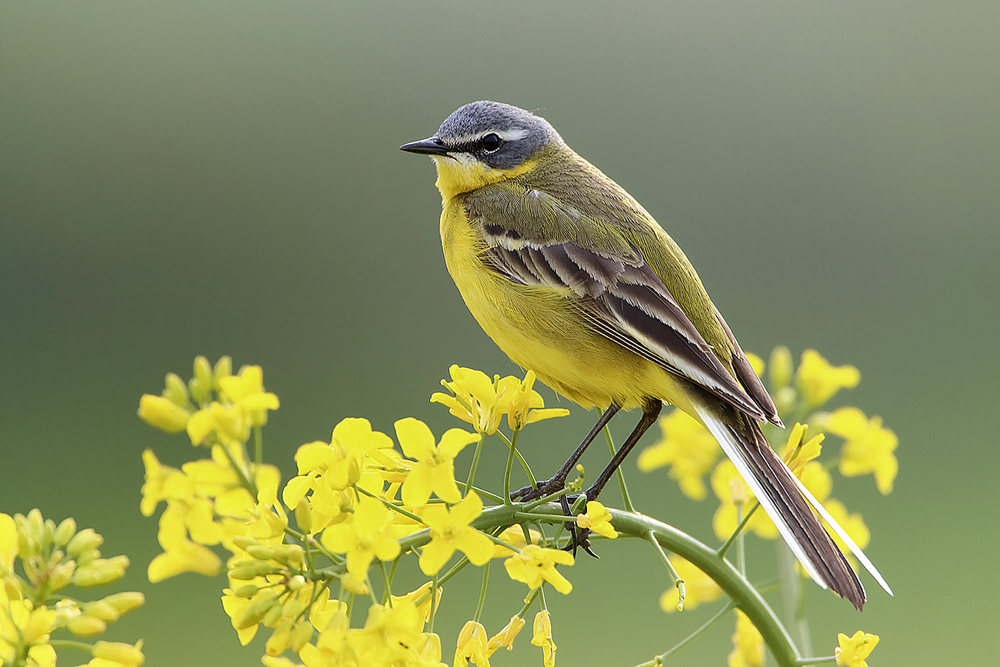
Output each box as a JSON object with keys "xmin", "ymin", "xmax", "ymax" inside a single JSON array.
[{"xmin": 479, "ymin": 202, "xmax": 771, "ymax": 422}]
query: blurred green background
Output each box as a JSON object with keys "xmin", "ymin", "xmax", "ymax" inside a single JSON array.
[{"xmin": 2, "ymin": 1, "xmax": 997, "ymax": 665}]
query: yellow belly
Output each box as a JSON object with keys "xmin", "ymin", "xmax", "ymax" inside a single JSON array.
[{"xmin": 439, "ymin": 201, "xmax": 693, "ymax": 414}]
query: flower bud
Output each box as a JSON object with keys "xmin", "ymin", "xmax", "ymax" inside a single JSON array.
[
  {"xmin": 83, "ymin": 600, "xmax": 120, "ymax": 622},
  {"xmin": 66, "ymin": 528, "xmax": 103, "ymax": 559},
  {"xmin": 230, "ymin": 535, "xmax": 259, "ymax": 550},
  {"xmin": 74, "ymin": 555, "xmax": 128, "ymax": 587},
  {"xmin": 295, "ymin": 498, "xmax": 312, "ymax": 534},
  {"xmin": 138, "ymin": 394, "xmax": 191, "ymax": 433},
  {"xmin": 92, "ymin": 640, "xmax": 145, "ymax": 666},
  {"xmin": 341, "ymin": 574, "xmax": 368, "ymax": 596},
  {"xmin": 228, "ymin": 566, "xmax": 261, "ymax": 581},
  {"xmin": 40, "ymin": 518, "xmax": 56, "ymax": 553},
  {"xmin": 286, "ymin": 575, "xmax": 307, "ymax": 592},
  {"xmin": 262, "ymin": 603, "xmax": 285, "ymax": 627},
  {"xmin": 101, "ymin": 592, "xmax": 145, "ymax": 616},
  {"xmin": 265, "ymin": 624, "xmax": 292, "ymax": 656},
  {"xmin": 290, "ymin": 620, "xmax": 313, "ymax": 652},
  {"xmin": 233, "ymin": 594, "xmax": 277, "ymax": 630},
  {"xmin": 233, "ymin": 584, "xmax": 260, "ymax": 597},
  {"xmin": 273, "ymin": 544, "xmax": 304, "ymax": 568},
  {"xmin": 164, "ymin": 373, "xmax": 190, "ymax": 406},
  {"xmin": 190, "ymin": 357, "xmax": 214, "ymax": 403},
  {"xmin": 53, "ymin": 518, "xmax": 77, "ymax": 547},
  {"xmin": 49, "ymin": 560, "xmax": 77, "ymax": 590},
  {"xmin": 214, "ymin": 356, "xmax": 233, "ymax": 384},
  {"xmin": 246, "ymin": 545, "xmax": 275, "ymax": 561},
  {"xmin": 769, "ymin": 346, "xmax": 794, "ymax": 390},
  {"xmin": 68, "ymin": 614, "xmax": 108, "ymax": 636}
]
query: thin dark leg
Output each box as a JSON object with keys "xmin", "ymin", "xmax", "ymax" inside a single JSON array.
[
  {"xmin": 510, "ymin": 403, "xmax": 621, "ymax": 501},
  {"xmin": 582, "ymin": 398, "xmax": 662, "ymax": 503}
]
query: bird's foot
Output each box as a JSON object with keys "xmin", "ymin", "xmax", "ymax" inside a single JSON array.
[
  {"xmin": 511, "ymin": 482, "xmax": 601, "ymax": 559},
  {"xmin": 509, "ymin": 475, "xmax": 570, "ymax": 503}
]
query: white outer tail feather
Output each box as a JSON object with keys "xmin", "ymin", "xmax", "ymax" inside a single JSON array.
[{"xmin": 692, "ymin": 402, "xmax": 893, "ymax": 598}]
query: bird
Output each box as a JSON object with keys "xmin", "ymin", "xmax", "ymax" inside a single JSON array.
[{"xmin": 400, "ymin": 100, "xmax": 890, "ymax": 609}]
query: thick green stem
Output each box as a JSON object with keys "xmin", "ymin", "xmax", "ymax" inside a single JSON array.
[{"xmin": 393, "ymin": 502, "xmax": 803, "ymax": 667}]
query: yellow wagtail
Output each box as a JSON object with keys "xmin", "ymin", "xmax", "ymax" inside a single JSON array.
[{"xmin": 401, "ymin": 101, "xmax": 890, "ymax": 609}]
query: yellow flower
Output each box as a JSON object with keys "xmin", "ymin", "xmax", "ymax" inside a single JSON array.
[
  {"xmin": 396, "ymin": 417, "xmax": 478, "ymax": 506},
  {"xmin": 575, "ymin": 501, "xmax": 617, "ymax": 539},
  {"xmin": 351, "ymin": 601, "xmax": 422, "ymax": 666},
  {"xmin": 218, "ymin": 365, "xmax": 280, "ymax": 428},
  {"xmin": 137, "ymin": 394, "xmax": 190, "ymax": 433},
  {"xmin": 826, "ymin": 407, "xmax": 898, "ymax": 495},
  {"xmin": 835, "ymin": 631, "xmax": 879, "ymax": 667},
  {"xmin": 413, "ymin": 632, "xmax": 448, "ymax": 667},
  {"xmin": 637, "ymin": 409, "xmax": 720, "ymax": 500},
  {"xmin": 0, "ymin": 512, "xmax": 16, "ymax": 572},
  {"xmin": 503, "ymin": 545, "xmax": 574, "ymax": 594},
  {"xmin": 431, "ymin": 365, "xmax": 507, "ymax": 434},
  {"xmin": 320, "ymin": 495, "xmax": 401, "ymax": 578},
  {"xmin": 454, "ymin": 620, "xmax": 491, "ymax": 667},
  {"xmin": 147, "ymin": 507, "xmax": 222, "ymax": 581},
  {"xmin": 431, "ymin": 365, "xmax": 567, "ymax": 435},
  {"xmin": 796, "ymin": 349, "xmax": 860, "ymax": 407},
  {"xmin": 779, "ymin": 423, "xmax": 824, "ymax": 475},
  {"xmin": 418, "ymin": 491, "xmax": 494, "ymax": 575},
  {"xmin": 300, "ymin": 610, "xmax": 354, "ymax": 667},
  {"xmin": 390, "ymin": 582, "xmax": 443, "ymax": 625},
  {"xmin": 490, "ymin": 525, "xmax": 543, "ymax": 558},
  {"xmin": 0, "ymin": 587, "xmax": 57, "ymax": 667},
  {"xmin": 659, "ymin": 556, "xmax": 722, "ymax": 612},
  {"xmin": 728, "ymin": 610, "xmax": 764, "ymax": 667},
  {"xmin": 502, "ymin": 370, "xmax": 569, "ymax": 431},
  {"xmin": 530, "ymin": 610, "xmax": 556, "ymax": 667},
  {"xmin": 487, "ymin": 615, "xmax": 525, "ymax": 655}
]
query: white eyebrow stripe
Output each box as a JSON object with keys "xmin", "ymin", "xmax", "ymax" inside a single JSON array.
[{"xmin": 447, "ymin": 128, "xmax": 530, "ymax": 146}]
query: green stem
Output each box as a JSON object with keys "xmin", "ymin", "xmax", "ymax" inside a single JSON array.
[
  {"xmin": 609, "ymin": 508, "xmax": 802, "ymax": 667},
  {"xmin": 219, "ymin": 442, "xmax": 258, "ymax": 496},
  {"xmin": 778, "ymin": 541, "xmax": 812, "ymax": 656},
  {"xmin": 253, "ymin": 425, "xmax": 263, "ymax": 467},
  {"xmin": 497, "ymin": 431, "xmax": 536, "ymax": 488},
  {"xmin": 464, "ymin": 435, "xmax": 486, "ymax": 496},
  {"xmin": 391, "ymin": 503, "xmax": 803, "ymax": 667},
  {"xmin": 429, "ymin": 569, "xmax": 439, "ymax": 634},
  {"xmin": 632, "ymin": 601, "xmax": 735, "ymax": 666},
  {"xmin": 717, "ymin": 501, "xmax": 761, "ymax": 558},
  {"xmin": 604, "ymin": 426, "xmax": 635, "ymax": 512},
  {"xmin": 503, "ymin": 428, "xmax": 521, "ymax": 505},
  {"xmin": 355, "ymin": 485, "xmax": 424, "ymax": 523},
  {"xmin": 794, "ymin": 656, "xmax": 837, "ymax": 666},
  {"xmin": 644, "ymin": 530, "xmax": 684, "ymax": 610},
  {"xmin": 473, "ymin": 560, "xmax": 490, "ymax": 623}
]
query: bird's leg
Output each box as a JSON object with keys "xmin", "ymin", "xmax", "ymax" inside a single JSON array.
[
  {"xmin": 510, "ymin": 403, "xmax": 620, "ymax": 502},
  {"xmin": 569, "ymin": 398, "xmax": 662, "ymax": 554}
]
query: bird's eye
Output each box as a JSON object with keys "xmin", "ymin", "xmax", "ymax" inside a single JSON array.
[{"xmin": 480, "ymin": 133, "xmax": 503, "ymax": 153}]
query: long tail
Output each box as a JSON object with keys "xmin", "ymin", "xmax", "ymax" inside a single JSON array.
[{"xmin": 690, "ymin": 399, "xmax": 892, "ymax": 610}]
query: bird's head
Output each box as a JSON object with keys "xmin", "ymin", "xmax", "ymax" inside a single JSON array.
[{"xmin": 400, "ymin": 101, "xmax": 562, "ymax": 199}]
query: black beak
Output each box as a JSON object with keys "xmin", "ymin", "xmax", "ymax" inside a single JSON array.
[{"xmin": 399, "ymin": 136, "xmax": 451, "ymax": 156}]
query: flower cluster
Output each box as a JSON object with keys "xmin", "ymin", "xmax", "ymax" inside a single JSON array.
[
  {"xmin": 0, "ymin": 509, "xmax": 145, "ymax": 666},
  {"xmin": 138, "ymin": 360, "xmax": 575, "ymax": 667}
]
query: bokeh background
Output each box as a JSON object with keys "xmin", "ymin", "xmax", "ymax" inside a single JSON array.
[{"xmin": 3, "ymin": 2, "xmax": 998, "ymax": 665}]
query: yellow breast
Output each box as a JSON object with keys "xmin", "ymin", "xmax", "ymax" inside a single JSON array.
[{"xmin": 437, "ymin": 194, "xmax": 689, "ymax": 413}]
